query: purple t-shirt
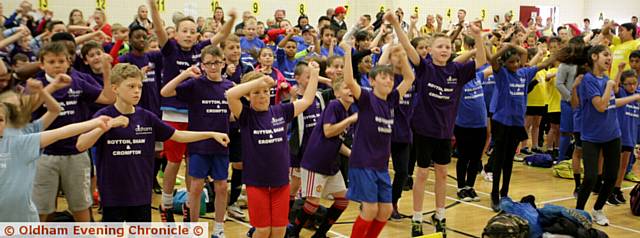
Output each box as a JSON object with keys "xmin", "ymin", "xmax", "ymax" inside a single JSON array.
[
  {"xmin": 301, "ymin": 100, "xmax": 351, "ymax": 175},
  {"xmin": 118, "ymin": 51, "xmax": 164, "ymax": 117},
  {"xmin": 349, "ymin": 90, "xmax": 400, "ymax": 170},
  {"xmin": 290, "ymin": 94, "xmax": 322, "ymax": 167},
  {"xmin": 94, "ymin": 105, "xmax": 175, "ymax": 207},
  {"xmin": 160, "ymin": 39, "xmax": 211, "ymax": 112},
  {"xmin": 33, "ymin": 72, "xmax": 101, "ymax": 155},
  {"xmin": 411, "ymin": 58, "xmax": 475, "ymax": 139},
  {"xmin": 176, "ymin": 76, "xmax": 234, "ymax": 155},
  {"xmin": 239, "ymin": 103, "xmax": 295, "ymax": 187},
  {"xmin": 391, "ymin": 74, "xmax": 415, "ymax": 143}
]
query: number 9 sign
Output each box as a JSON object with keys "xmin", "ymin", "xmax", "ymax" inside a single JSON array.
[{"xmin": 251, "ymin": 0, "xmax": 260, "ymax": 15}]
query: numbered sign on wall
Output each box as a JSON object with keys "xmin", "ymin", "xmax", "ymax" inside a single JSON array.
[
  {"xmin": 251, "ymin": 0, "xmax": 260, "ymax": 16},
  {"xmin": 38, "ymin": 0, "xmax": 48, "ymax": 10},
  {"xmin": 298, "ymin": 3, "xmax": 306, "ymax": 16},
  {"xmin": 156, "ymin": 0, "xmax": 166, "ymax": 13},
  {"xmin": 379, "ymin": 5, "xmax": 385, "ymax": 13},
  {"xmin": 96, "ymin": 0, "xmax": 106, "ymax": 10},
  {"xmin": 211, "ymin": 0, "xmax": 220, "ymax": 13},
  {"xmin": 413, "ymin": 6, "xmax": 419, "ymax": 16}
]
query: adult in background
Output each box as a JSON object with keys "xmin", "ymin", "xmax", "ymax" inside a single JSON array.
[
  {"xmin": 130, "ymin": 5, "xmax": 153, "ymax": 31},
  {"xmin": 331, "ymin": 6, "xmax": 347, "ymax": 31}
]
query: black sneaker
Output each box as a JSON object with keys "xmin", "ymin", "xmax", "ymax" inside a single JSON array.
[
  {"xmin": 411, "ymin": 220, "xmax": 423, "ymax": 237},
  {"xmin": 182, "ymin": 203, "xmax": 191, "ymax": 222},
  {"xmin": 606, "ymin": 195, "xmax": 621, "ymax": 206},
  {"xmin": 520, "ymin": 148, "xmax": 533, "ymax": 155},
  {"xmin": 532, "ymin": 147, "xmax": 545, "ymax": 154},
  {"xmin": 390, "ymin": 209, "xmax": 402, "ymax": 221},
  {"xmin": 159, "ymin": 205, "xmax": 175, "ymax": 222},
  {"xmin": 457, "ymin": 189, "xmax": 472, "ymax": 202},
  {"xmin": 614, "ymin": 190, "xmax": 626, "ymax": 204},
  {"xmin": 431, "ymin": 214, "xmax": 447, "ymax": 237},
  {"xmin": 491, "ymin": 196, "xmax": 501, "ymax": 212},
  {"xmin": 593, "ymin": 181, "xmax": 602, "ymax": 194},
  {"xmin": 469, "ymin": 188, "xmax": 480, "ymax": 202},
  {"xmin": 404, "ymin": 177, "xmax": 414, "ymax": 191},
  {"xmin": 153, "ymin": 179, "xmax": 162, "ymax": 194}
]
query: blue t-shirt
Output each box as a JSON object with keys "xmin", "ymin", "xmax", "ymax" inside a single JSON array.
[
  {"xmin": 491, "ymin": 66, "xmax": 538, "ymax": 127},
  {"xmin": 456, "ymin": 75, "xmax": 487, "ymax": 128},
  {"xmin": 0, "ymin": 131, "xmax": 42, "ymax": 222},
  {"xmin": 616, "ymin": 89, "xmax": 639, "ymax": 147},
  {"xmin": 320, "ymin": 46, "xmax": 345, "ymax": 57},
  {"xmin": 240, "ymin": 37, "xmax": 266, "ymax": 65},
  {"xmin": 579, "ymin": 73, "xmax": 621, "ymax": 143},
  {"xmin": 275, "ymin": 47, "xmax": 298, "ymax": 84},
  {"xmin": 482, "ymin": 74, "xmax": 496, "ymax": 112}
]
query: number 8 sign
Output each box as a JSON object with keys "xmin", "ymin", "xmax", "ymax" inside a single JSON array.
[{"xmin": 298, "ymin": 3, "xmax": 306, "ymax": 16}]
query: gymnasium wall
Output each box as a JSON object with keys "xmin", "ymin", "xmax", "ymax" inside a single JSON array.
[
  {"xmin": 1, "ymin": 0, "xmax": 618, "ymax": 30},
  {"xmin": 583, "ymin": 0, "xmax": 638, "ymax": 26}
]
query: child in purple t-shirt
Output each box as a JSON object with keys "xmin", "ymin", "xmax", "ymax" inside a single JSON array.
[
  {"xmin": 226, "ymin": 62, "xmax": 320, "ymax": 238},
  {"xmin": 391, "ymin": 11, "xmax": 487, "ymax": 236},
  {"xmin": 160, "ymin": 46, "xmax": 233, "ymax": 236},
  {"xmin": 341, "ymin": 39, "xmax": 415, "ymax": 238},
  {"xmin": 291, "ymin": 76, "xmax": 358, "ymax": 237},
  {"xmin": 76, "ymin": 63, "xmax": 229, "ymax": 222},
  {"xmin": 148, "ymin": 0, "xmax": 236, "ymax": 221}
]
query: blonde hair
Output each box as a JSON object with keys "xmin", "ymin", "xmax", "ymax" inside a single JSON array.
[
  {"xmin": 110, "ymin": 63, "xmax": 143, "ymax": 85},
  {"xmin": 331, "ymin": 76, "xmax": 345, "ymax": 91},
  {"xmin": 240, "ymin": 71, "xmax": 265, "ymax": 84},
  {"xmin": 0, "ymin": 91, "xmax": 33, "ymax": 128}
]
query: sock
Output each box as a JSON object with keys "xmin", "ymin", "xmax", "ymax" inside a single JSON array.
[
  {"xmin": 185, "ymin": 192, "xmax": 191, "ymax": 208},
  {"xmin": 315, "ymin": 197, "xmax": 348, "ymax": 236},
  {"xmin": 289, "ymin": 195, "xmax": 296, "ymax": 209},
  {"xmin": 366, "ymin": 219, "xmax": 387, "ymax": 238},
  {"xmin": 350, "ymin": 215, "xmax": 373, "ymax": 238},
  {"xmin": 215, "ymin": 222, "xmax": 224, "ymax": 232},
  {"xmin": 162, "ymin": 192, "xmax": 173, "ymax": 208},
  {"xmin": 434, "ymin": 208, "xmax": 445, "ymax": 220},
  {"xmin": 413, "ymin": 211, "xmax": 423, "ymax": 222},
  {"xmin": 228, "ymin": 168, "xmax": 242, "ymax": 206},
  {"xmin": 559, "ymin": 135, "xmax": 571, "ymax": 160},
  {"xmin": 573, "ymin": 173, "xmax": 581, "ymax": 189},
  {"xmin": 293, "ymin": 200, "xmax": 319, "ymax": 234}
]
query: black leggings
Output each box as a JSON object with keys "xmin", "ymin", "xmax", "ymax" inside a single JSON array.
[
  {"xmin": 577, "ymin": 139, "xmax": 621, "ymax": 210},
  {"xmin": 454, "ymin": 126, "xmax": 487, "ymax": 189},
  {"xmin": 391, "ymin": 142, "xmax": 411, "ymax": 204},
  {"xmin": 491, "ymin": 120, "xmax": 527, "ymax": 201},
  {"xmin": 102, "ymin": 204, "xmax": 151, "ymax": 222}
]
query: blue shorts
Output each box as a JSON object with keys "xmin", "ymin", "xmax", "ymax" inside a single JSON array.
[
  {"xmin": 560, "ymin": 101, "xmax": 573, "ymax": 133},
  {"xmin": 346, "ymin": 168, "xmax": 392, "ymax": 203},
  {"xmin": 188, "ymin": 153, "xmax": 230, "ymax": 180}
]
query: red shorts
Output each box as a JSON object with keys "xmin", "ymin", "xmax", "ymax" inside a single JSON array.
[
  {"xmin": 163, "ymin": 121, "xmax": 188, "ymax": 163},
  {"xmin": 246, "ymin": 185, "xmax": 290, "ymax": 228}
]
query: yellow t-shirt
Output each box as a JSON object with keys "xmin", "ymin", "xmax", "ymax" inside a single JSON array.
[
  {"xmin": 528, "ymin": 69, "xmax": 547, "ymax": 107},
  {"xmin": 545, "ymin": 68, "xmax": 561, "ymax": 113},
  {"xmin": 610, "ymin": 37, "xmax": 640, "ymax": 77},
  {"xmin": 420, "ymin": 25, "xmax": 435, "ymax": 35}
]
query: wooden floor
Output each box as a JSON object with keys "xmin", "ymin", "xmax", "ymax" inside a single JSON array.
[{"xmin": 60, "ymin": 155, "xmax": 640, "ymax": 238}]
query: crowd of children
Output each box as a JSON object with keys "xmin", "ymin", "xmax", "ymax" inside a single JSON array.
[{"xmin": 1, "ymin": 1, "xmax": 640, "ymax": 237}]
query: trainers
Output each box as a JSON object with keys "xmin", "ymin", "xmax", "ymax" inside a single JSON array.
[
  {"xmin": 606, "ymin": 195, "xmax": 621, "ymax": 206},
  {"xmin": 625, "ymin": 172, "xmax": 640, "ymax": 182},
  {"xmin": 469, "ymin": 188, "xmax": 480, "ymax": 202},
  {"xmin": 592, "ymin": 209, "xmax": 609, "ymax": 226},
  {"xmin": 491, "ymin": 196, "xmax": 501, "ymax": 212},
  {"xmin": 520, "ymin": 148, "xmax": 533, "ymax": 155},
  {"xmin": 390, "ymin": 209, "xmax": 402, "ymax": 221},
  {"xmin": 431, "ymin": 214, "xmax": 447, "ymax": 237},
  {"xmin": 212, "ymin": 230, "xmax": 225, "ymax": 238},
  {"xmin": 182, "ymin": 203, "xmax": 191, "ymax": 222},
  {"xmin": 457, "ymin": 189, "xmax": 472, "ymax": 202},
  {"xmin": 614, "ymin": 190, "xmax": 626, "ymax": 204},
  {"xmin": 411, "ymin": 220, "xmax": 423, "ymax": 237},
  {"xmin": 228, "ymin": 204, "xmax": 246, "ymax": 219},
  {"xmin": 246, "ymin": 227, "xmax": 255, "ymax": 237},
  {"xmin": 159, "ymin": 205, "xmax": 175, "ymax": 222},
  {"xmin": 482, "ymin": 170, "xmax": 493, "ymax": 182},
  {"xmin": 532, "ymin": 147, "xmax": 545, "ymax": 154},
  {"xmin": 514, "ymin": 154, "xmax": 525, "ymax": 162}
]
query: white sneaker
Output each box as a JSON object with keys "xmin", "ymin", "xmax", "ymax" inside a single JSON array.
[
  {"xmin": 482, "ymin": 170, "xmax": 493, "ymax": 182},
  {"xmin": 592, "ymin": 209, "xmax": 609, "ymax": 226},
  {"xmin": 228, "ymin": 204, "xmax": 246, "ymax": 219},
  {"xmin": 212, "ymin": 229, "xmax": 225, "ymax": 238}
]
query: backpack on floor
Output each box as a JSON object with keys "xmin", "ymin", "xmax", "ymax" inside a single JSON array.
[
  {"xmin": 552, "ymin": 160, "xmax": 574, "ymax": 179},
  {"xmin": 524, "ymin": 154, "xmax": 553, "ymax": 168},
  {"xmin": 482, "ymin": 213, "xmax": 530, "ymax": 238},
  {"xmin": 631, "ymin": 183, "xmax": 640, "ymax": 216},
  {"xmin": 172, "ymin": 188, "xmax": 208, "ymax": 216}
]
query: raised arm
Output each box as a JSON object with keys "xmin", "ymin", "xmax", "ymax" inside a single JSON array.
[
  {"xmin": 30, "ymin": 79, "xmax": 64, "ymax": 129},
  {"xmin": 48, "ymin": 116, "xmax": 111, "ymax": 149},
  {"xmin": 293, "ymin": 61, "xmax": 320, "ymax": 117},
  {"xmin": 76, "ymin": 116, "xmax": 129, "ymax": 151},
  {"xmin": 490, "ymin": 44, "xmax": 513, "ymax": 72},
  {"xmin": 615, "ymin": 93, "xmax": 640, "ymax": 107},
  {"xmin": 277, "ymin": 29, "xmax": 296, "ymax": 48},
  {"xmin": 148, "ymin": 0, "xmax": 168, "ymax": 47},
  {"xmin": 210, "ymin": 10, "xmax": 238, "ymax": 46},
  {"xmin": 386, "ymin": 11, "xmax": 420, "ymax": 66},
  {"xmin": 324, "ymin": 113, "xmax": 358, "ymax": 138},
  {"xmin": 341, "ymin": 41, "xmax": 362, "ymax": 99},
  {"xmin": 94, "ymin": 54, "xmax": 116, "ymax": 104},
  {"xmin": 226, "ymin": 75, "xmax": 275, "ymax": 119},
  {"xmin": 161, "ymin": 66, "xmax": 200, "ymax": 97},
  {"xmin": 612, "ymin": 62, "xmax": 626, "ymax": 94}
]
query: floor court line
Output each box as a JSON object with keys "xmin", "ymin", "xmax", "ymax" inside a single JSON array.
[
  {"xmin": 226, "ymin": 213, "xmax": 349, "ymax": 238},
  {"xmin": 608, "ymin": 223, "xmax": 640, "ymax": 234}
]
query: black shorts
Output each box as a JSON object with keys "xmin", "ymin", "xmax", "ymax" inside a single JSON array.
[
  {"xmin": 574, "ymin": 132, "xmax": 582, "ymax": 148},
  {"xmin": 413, "ymin": 134, "xmax": 452, "ymax": 167},
  {"xmin": 622, "ymin": 146, "xmax": 634, "ymax": 152},
  {"xmin": 229, "ymin": 128, "xmax": 242, "ymax": 163},
  {"xmin": 102, "ymin": 204, "xmax": 151, "ymax": 222},
  {"xmin": 548, "ymin": 112, "xmax": 561, "ymax": 124},
  {"xmin": 526, "ymin": 106, "xmax": 547, "ymax": 116}
]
